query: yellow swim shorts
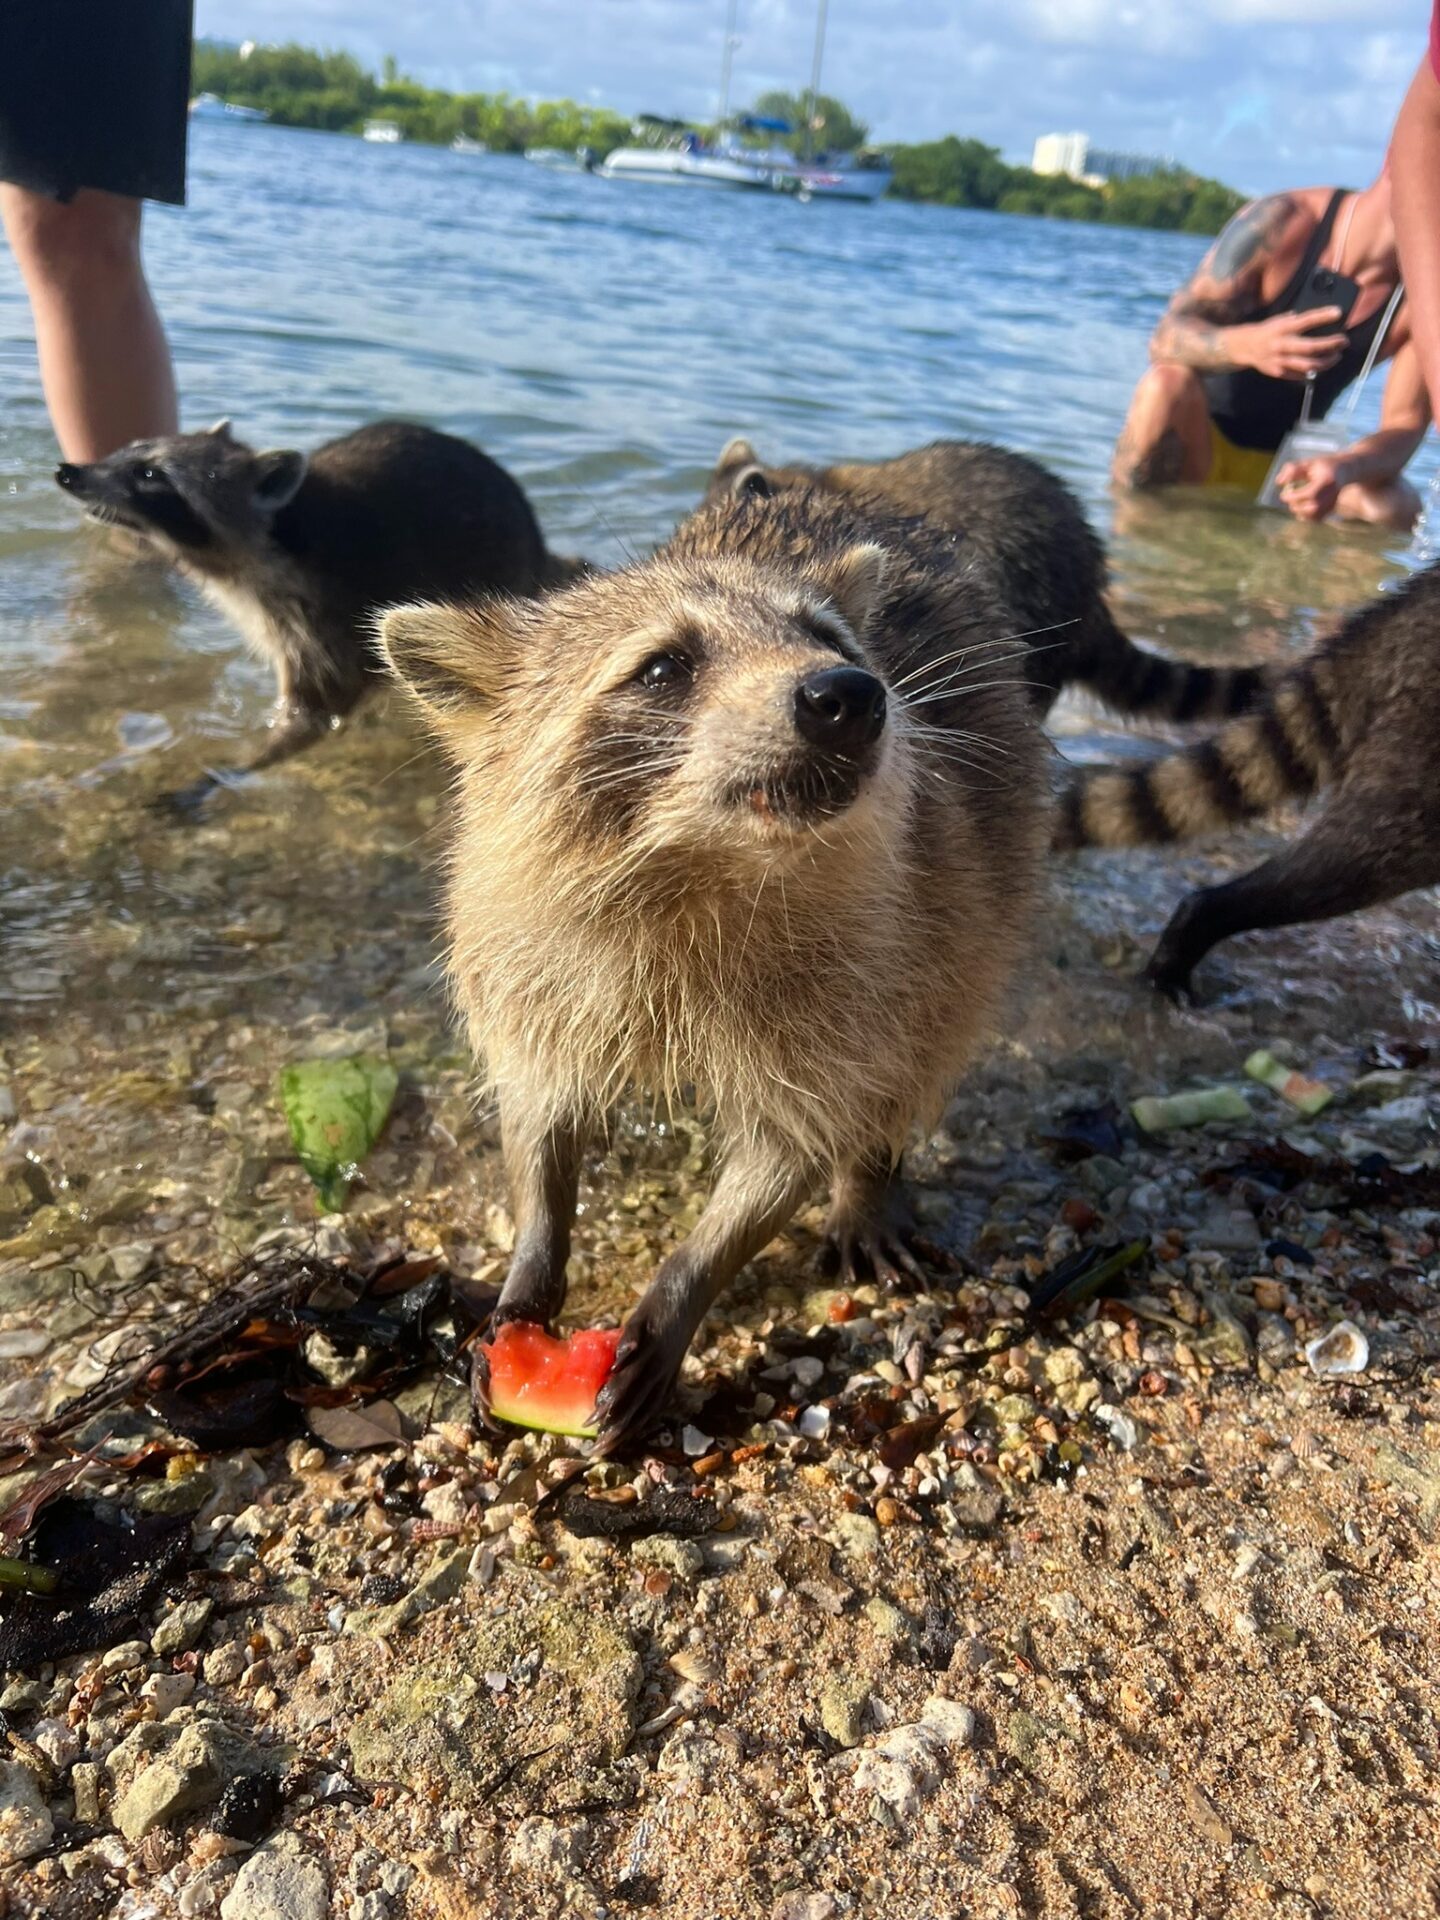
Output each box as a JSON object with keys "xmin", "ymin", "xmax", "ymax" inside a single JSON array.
[{"xmin": 1204, "ymin": 419, "xmax": 1275, "ymax": 496}]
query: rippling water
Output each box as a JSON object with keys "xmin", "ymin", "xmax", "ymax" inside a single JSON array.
[{"xmin": 0, "ymin": 123, "xmax": 1432, "ymax": 1250}]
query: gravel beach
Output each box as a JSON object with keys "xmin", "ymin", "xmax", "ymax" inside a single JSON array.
[{"xmin": 1, "ymin": 817, "xmax": 1437, "ymax": 1920}]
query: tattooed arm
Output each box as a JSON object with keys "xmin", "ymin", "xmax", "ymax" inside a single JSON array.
[{"xmin": 1149, "ymin": 194, "xmax": 1347, "ymax": 379}]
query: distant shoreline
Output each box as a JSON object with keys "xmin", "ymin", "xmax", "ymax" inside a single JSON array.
[{"xmin": 193, "ymin": 40, "xmax": 1245, "ymax": 238}]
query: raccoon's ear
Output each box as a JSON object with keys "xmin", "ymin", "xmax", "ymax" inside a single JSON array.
[
  {"xmin": 715, "ymin": 436, "xmax": 758, "ymax": 474},
  {"xmin": 208, "ymin": 417, "xmax": 234, "ymax": 439},
  {"xmin": 252, "ymin": 449, "xmax": 308, "ymax": 511},
  {"xmin": 377, "ymin": 600, "xmax": 522, "ymax": 738},
  {"xmin": 817, "ymin": 542, "xmax": 888, "ymax": 636}
]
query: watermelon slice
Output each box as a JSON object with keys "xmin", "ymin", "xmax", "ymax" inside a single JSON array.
[{"xmin": 480, "ymin": 1321, "xmax": 622, "ymax": 1437}]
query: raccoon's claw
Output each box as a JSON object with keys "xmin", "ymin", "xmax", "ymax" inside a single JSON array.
[
  {"xmin": 822, "ymin": 1221, "xmax": 934, "ymax": 1292},
  {"xmin": 590, "ymin": 1310, "xmax": 687, "ymax": 1458},
  {"xmin": 1143, "ymin": 950, "xmax": 1199, "ymax": 1004}
]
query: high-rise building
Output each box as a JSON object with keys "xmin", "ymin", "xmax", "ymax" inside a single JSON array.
[{"xmin": 1031, "ymin": 132, "xmax": 1173, "ymax": 184}]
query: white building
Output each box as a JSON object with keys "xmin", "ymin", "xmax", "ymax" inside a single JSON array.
[
  {"xmin": 1031, "ymin": 131, "xmax": 1172, "ymax": 185},
  {"xmin": 1032, "ymin": 132, "xmax": 1090, "ymax": 179}
]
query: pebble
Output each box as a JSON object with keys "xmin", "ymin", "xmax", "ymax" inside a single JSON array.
[
  {"xmin": 71, "ymin": 1761, "xmax": 103, "ymax": 1825},
  {"xmin": 851, "ymin": 1696, "xmax": 975, "ymax": 1819},
  {"xmin": 506, "ymin": 1815, "xmax": 589, "ymax": 1879},
  {"xmin": 153, "ymin": 1598, "xmax": 215, "ymax": 1657},
  {"xmin": 141, "ymin": 1672, "xmax": 198, "ymax": 1715},
  {"xmin": 681, "ymin": 1425, "xmax": 714, "ymax": 1458},
  {"xmin": 30, "ymin": 1717, "xmax": 80, "ymax": 1770},
  {"xmin": 632, "ymin": 1536, "xmax": 704, "ymax": 1579},
  {"xmin": 0, "ymin": 1758, "xmax": 53, "ymax": 1864},
  {"xmin": 798, "ymin": 1405, "xmax": 831, "ymax": 1438},
  {"xmin": 0, "ymin": 1328, "xmax": 49, "ymax": 1359},
  {"xmin": 220, "ymin": 1844, "xmax": 329, "ymax": 1920},
  {"xmin": 112, "ymin": 1719, "xmax": 259, "ymax": 1844},
  {"xmin": 772, "ymin": 1896, "xmax": 838, "ymax": 1920},
  {"xmin": 832, "ymin": 1513, "xmax": 881, "ymax": 1559},
  {"xmin": 100, "ymin": 1638, "xmax": 152, "ymax": 1675},
  {"xmin": 204, "ymin": 1643, "xmax": 247, "ymax": 1687},
  {"xmin": 1094, "ymin": 1405, "xmax": 1139, "ymax": 1452}
]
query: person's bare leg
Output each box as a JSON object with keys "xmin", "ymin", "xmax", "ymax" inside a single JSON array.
[
  {"xmin": 0, "ymin": 184, "xmax": 176, "ymax": 460},
  {"xmin": 1112, "ymin": 363, "xmax": 1213, "ymax": 491},
  {"xmin": 1332, "ymin": 475, "xmax": 1421, "ymax": 531}
]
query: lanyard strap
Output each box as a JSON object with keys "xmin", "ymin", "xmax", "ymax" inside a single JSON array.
[{"xmin": 1339, "ymin": 282, "xmax": 1405, "ymax": 421}]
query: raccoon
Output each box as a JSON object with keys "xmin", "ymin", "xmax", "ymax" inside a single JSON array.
[
  {"xmin": 1054, "ymin": 563, "xmax": 1440, "ymax": 996},
  {"xmin": 380, "ymin": 483, "xmax": 1048, "ymax": 1450},
  {"xmin": 706, "ymin": 436, "xmax": 1263, "ymax": 722},
  {"xmin": 56, "ymin": 419, "xmax": 579, "ymax": 797}
]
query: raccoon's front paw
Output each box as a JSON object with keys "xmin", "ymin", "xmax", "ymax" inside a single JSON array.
[
  {"xmin": 591, "ymin": 1304, "xmax": 689, "ymax": 1457},
  {"xmin": 151, "ymin": 771, "xmax": 225, "ymax": 820},
  {"xmin": 1143, "ymin": 946, "xmax": 1199, "ymax": 1004},
  {"xmin": 820, "ymin": 1190, "xmax": 944, "ymax": 1292}
]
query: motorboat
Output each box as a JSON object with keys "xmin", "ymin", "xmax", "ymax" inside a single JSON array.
[
  {"xmin": 362, "ymin": 120, "xmax": 404, "ymax": 144},
  {"xmin": 451, "ymin": 134, "xmax": 488, "ymax": 155},
  {"xmin": 188, "ymin": 93, "xmax": 267, "ymax": 124}
]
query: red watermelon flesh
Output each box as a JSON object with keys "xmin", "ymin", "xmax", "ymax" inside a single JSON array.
[{"xmin": 481, "ymin": 1321, "xmax": 622, "ymax": 1437}]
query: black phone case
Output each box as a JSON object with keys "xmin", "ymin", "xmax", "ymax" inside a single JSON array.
[{"xmin": 1292, "ymin": 265, "xmax": 1360, "ymax": 329}]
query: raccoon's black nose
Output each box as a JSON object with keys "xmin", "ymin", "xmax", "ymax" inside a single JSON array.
[
  {"xmin": 794, "ymin": 665, "xmax": 886, "ymax": 754},
  {"xmin": 55, "ymin": 463, "xmax": 80, "ymax": 491}
]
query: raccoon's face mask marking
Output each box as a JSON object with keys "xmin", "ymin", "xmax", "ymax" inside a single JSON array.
[
  {"xmin": 54, "ymin": 423, "xmax": 308, "ymax": 562},
  {"xmin": 380, "ymin": 541, "xmax": 900, "ymax": 862}
]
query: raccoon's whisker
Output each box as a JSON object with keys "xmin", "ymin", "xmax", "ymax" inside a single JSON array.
[
  {"xmin": 890, "ymin": 621, "xmax": 1077, "ymax": 691},
  {"xmin": 898, "ymin": 640, "xmax": 1073, "ymax": 705},
  {"xmin": 890, "ymin": 638, "xmax": 1032, "ymax": 692}
]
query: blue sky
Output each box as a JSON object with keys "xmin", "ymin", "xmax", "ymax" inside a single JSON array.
[{"xmin": 195, "ymin": 0, "xmax": 1424, "ymax": 195}]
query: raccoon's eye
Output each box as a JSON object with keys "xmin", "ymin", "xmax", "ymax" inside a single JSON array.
[
  {"xmin": 801, "ymin": 613, "xmax": 851, "ymax": 657},
  {"xmin": 135, "ymin": 466, "xmax": 173, "ymax": 492},
  {"xmin": 636, "ymin": 652, "xmax": 692, "ymax": 693}
]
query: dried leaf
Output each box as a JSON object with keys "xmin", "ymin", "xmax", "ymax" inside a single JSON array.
[{"xmin": 306, "ymin": 1398, "xmax": 405, "ymax": 1452}]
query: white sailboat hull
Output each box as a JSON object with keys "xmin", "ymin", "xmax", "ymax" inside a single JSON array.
[{"xmin": 601, "ymin": 147, "xmax": 776, "ymax": 190}]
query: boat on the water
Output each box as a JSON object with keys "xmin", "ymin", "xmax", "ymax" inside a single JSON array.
[
  {"xmin": 188, "ymin": 93, "xmax": 267, "ymax": 124},
  {"xmin": 785, "ymin": 151, "xmax": 893, "ymax": 201},
  {"xmin": 525, "ymin": 145, "xmax": 600, "ymax": 173},
  {"xmin": 451, "ymin": 134, "xmax": 488, "ymax": 155},
  {"xmin": 362, "ymin": 119, "xmax": 404, "ymax": 145},
  {"xmin": 601, "ymin": 117, "xmax": 780, "ymax": 191}
]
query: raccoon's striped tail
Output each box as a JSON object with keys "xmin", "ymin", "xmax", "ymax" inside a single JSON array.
[
  {"xmin": 1077, "ymin": 606, "xmax": 1266, "ymax": 724},
  {"xmin": 1054, "ymin": 658, "xmax": 1342, "ymax": 852}
]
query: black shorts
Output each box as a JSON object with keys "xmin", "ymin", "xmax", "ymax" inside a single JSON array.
[{"xmin": 0, "ymin": 0, "xmax": 193, "ymax": 206}]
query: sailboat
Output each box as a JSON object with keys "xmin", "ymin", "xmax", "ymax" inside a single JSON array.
[{"xmin": 601, "ymin": 1, "xmax": 889, "ymax": 200}]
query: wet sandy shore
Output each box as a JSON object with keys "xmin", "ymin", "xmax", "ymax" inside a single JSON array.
[{"xmin": 1, "ymin": 790, "xmax": 1437, "ymax": 1920}]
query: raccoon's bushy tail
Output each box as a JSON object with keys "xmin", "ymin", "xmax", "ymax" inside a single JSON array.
[
  {"xmin": 1055, "ymin": 657, "xmax": 1342, "ymax": 852},
  {"xmin": 1077, "ymin": 606, "xmax": 1266, "ymax": 724}
]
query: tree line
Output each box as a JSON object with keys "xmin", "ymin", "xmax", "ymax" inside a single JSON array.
[
  {"xmin": 888, "ymin": 134, "xmax": 1244, "ymax": 234},
  {"xmin": 192, "ymin": 42, "xmax": 1245, "ymax": 236}
]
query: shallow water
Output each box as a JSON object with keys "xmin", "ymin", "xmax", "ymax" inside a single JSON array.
[{"xmin": 0, "ymin": 123, "xmax": 1433, "ymax": 1264}]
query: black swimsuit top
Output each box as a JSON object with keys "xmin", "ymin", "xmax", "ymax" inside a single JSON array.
[{"xmin": 1200, "ymin": 190, "xmax": 1396, "ymax": 453}]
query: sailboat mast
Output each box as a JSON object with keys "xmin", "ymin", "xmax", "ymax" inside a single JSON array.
[
  {"xmin": 802, "ymin": 0, "xmax": 829, "ymax": 161},
  {"xmin": 718, "ymin": 0, "xmax": 739, "ymax": 130}
]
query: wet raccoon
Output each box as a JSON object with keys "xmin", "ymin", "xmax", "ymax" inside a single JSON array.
[
  {"xmin": 56, "ymin": 419, "xmax": 580, "ymax": 799},
  {"xmin": 706, "ymin": 436, "xmax": 1263, "ymax": 722},
  {"xmin": 1054, "ymin": 564, "xmax": 1440, "ymax": 996},
  {"xmin": 380, "ymin": 484, "xmax": 1048, "ymax": 1450}
]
